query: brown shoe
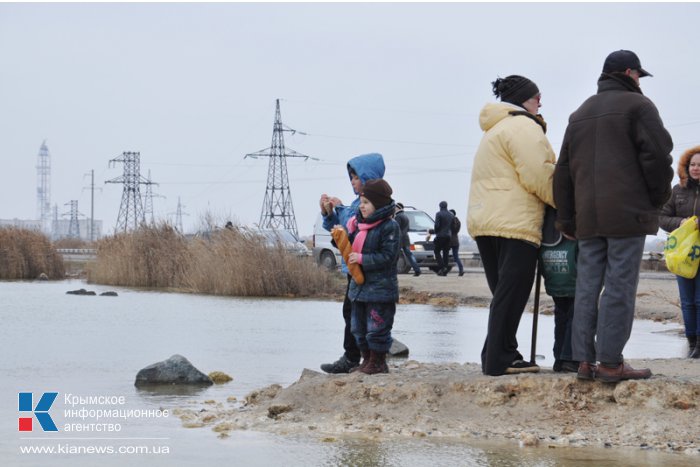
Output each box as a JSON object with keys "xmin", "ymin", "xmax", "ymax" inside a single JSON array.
[
  {"xmin": 577, "ymin": 362, "xmax": 596, "ymax": 380},
  {"xmin": 595, "ymin": 362, "xmax": 652, "ymax": 383}
]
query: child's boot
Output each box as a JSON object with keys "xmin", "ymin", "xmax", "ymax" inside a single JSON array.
[
  {"xmin": 351, "ymin": 349, "xmax": 371, "ymax": 373},
  {"xmin": 360, "ymin": 351, "xmax": 389, "ymax": 375}
]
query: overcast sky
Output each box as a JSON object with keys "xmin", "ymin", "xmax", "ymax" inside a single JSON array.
[{"xmin": 2, "ymin": 2, "xmax": 699, "ymax": 237}]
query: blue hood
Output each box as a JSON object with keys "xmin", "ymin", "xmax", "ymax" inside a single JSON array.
[{"xmin": 347, "ymin": 153, "xmax": 385, "ymax": 192}]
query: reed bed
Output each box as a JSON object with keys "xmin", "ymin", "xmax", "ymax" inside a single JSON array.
[
  {"xmin": 90, "ymin": 223, "xmax": 191, "ymax": 288},
  {"xmin": 89, "ymin": 224, "xmax": 339, "ymax": 297},
  {"xmin": 0, "ymin": 227, "xmax": 65, "ymax": 280}
]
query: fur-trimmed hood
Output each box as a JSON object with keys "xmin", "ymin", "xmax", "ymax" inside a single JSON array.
[{"xmin": 678, "ymin": 145, "xmax": 700, "ymax": 187}]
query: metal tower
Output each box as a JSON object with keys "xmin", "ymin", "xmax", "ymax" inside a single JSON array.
[
  {"xmin": 36, "ymin": 140, "xmax": 51, "ymax": 234},
  {"xmin": 173, "ymin": 197, "xmax": 187, "ymax": 233},
  {"xmin": 64, "ymin": 200, "xmax": 82, "ymax": 239},
  {"xmin": 106, "ymin": 151, "xmax": 150, "ymax": 232},
  {"xmin": 245, "ymin": 99, "xmax": 311, "ymax": 238},
  {"xmin": 143, "ymin": 170, "xmax": 160, "ymax": 225}
]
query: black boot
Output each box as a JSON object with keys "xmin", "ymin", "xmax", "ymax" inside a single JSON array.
[
  {"xmin": 690, "ymin": 337, "xmax": 700, "ymax": 359},
  {"xmin": 320, "ymin": 355, "xmax": 359, "ymax": 374},
  {"xmin": 688, "ymin": 336, "xmax": 697, "ymax": 358}
]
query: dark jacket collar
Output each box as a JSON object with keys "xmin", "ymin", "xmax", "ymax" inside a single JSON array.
[
  {"xmin": 358, "ymin": 202, "xmax": 397, "ymax": 224},
  {"xmin": 597, "ymin": 72, "xmax": 643, "ymax": 95}
]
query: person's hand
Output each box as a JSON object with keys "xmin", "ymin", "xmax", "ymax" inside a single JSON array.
[
  {"xmin": 319, "ymin": 194, "xmax": 331, "ymax": 215},
  {"xmin": 329, "ymin": 196, "xmax": 342, "ymax": 207},
  {"xmin": 348, "ymin": 252, "xmax": 359, "ymax": 264}
]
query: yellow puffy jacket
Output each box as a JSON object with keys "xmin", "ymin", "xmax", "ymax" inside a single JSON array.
[{"xmin": 467, "ymin": 102, "xmax": 556, "ymax": 246}]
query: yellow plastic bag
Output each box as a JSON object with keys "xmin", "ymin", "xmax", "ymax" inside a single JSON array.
[{"xmin": 665, "ymin": 216, "xmax": 700, "ymax": 279}]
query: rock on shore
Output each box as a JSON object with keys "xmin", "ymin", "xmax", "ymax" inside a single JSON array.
[{"xmin": 174, "ymin": 358, "xmax": 700, "ymax": 454}]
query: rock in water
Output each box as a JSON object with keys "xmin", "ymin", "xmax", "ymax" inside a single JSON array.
[
  {"xmin": 66, "ymin": 289, "xmax": 96, "ymax": 295},
  {"xmin": 389, "ymin": 339, "xmax": 409, "ymax": 357},
  {"xmin": 135, "ymin": 354, "xmax": 213, "ymax": 387},
  {"xmin": 100, "ymin": 291, "xmax": 118, "ymax": 297}
]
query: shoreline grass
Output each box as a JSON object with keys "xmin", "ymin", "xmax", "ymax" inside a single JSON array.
[
  {"xmin": 0, "ymin": 227, "xmax": 65, "ymax": 280},
  {"xmin": 88, "ymin": 223, "xmax": 342, "ymax": 297}
]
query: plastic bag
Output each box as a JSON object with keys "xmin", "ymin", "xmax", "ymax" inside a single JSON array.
[{"xmin": 665, "ymin": 216, "xmax": 700, "ymax": 279}]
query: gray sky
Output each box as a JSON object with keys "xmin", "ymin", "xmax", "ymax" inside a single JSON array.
[{"xmin": 2, "ymin": 2, "xmax": 699, "ymax": 237}]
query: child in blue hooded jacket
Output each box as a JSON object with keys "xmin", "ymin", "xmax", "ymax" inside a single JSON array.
[{"xmin": 318, "ymin": 153, "xmax": 385, "ymax": 374}]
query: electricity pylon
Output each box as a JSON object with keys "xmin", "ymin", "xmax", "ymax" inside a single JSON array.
[
  {"xmin": 106, "ymin": 151, "xmax": 150, "ymax": 232},
  {"xmin": 63, "ymin": 200, "xmax": 83, "ymax": 239},
  {"xmin": 245, "ymin": 99, "xmax": 313, "ymax": 238}
]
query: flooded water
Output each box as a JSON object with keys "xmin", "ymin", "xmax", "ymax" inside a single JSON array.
[{"xmin": 0, "ymin": 280, "xmax": 693, "ymax": 466}]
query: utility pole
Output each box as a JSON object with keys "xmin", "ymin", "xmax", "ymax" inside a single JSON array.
[
  {"xmin": 51, "ymin": 204, "xmax": 59, "ymax": 240},
  {"xmin": 106, "ymin": 151, "xmax": 150, "ymax": 232},
  {"xmin": 245, "ymin": 99, "xmax": 314, "ymax": 238}
]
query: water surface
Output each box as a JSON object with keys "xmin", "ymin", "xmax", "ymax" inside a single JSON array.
[{"xmin": 0, "ymin": 280, "xmax": 690, "ymax": 466}]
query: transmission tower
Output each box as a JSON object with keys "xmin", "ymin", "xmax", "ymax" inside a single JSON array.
[
  {"xmin": 106, "ymin": 151, "xmax": 150, "ymax": 232},
  {"xmin": 245, "ymin": 99, "xmax": 312, "ymax": 238},
  {"xmin": 168, "ymin": 196, "xmax": 188, "ymax": 233},
  {"xmin": 36, "ymin": 140, "xmax": 51, "ymax": 234},
  {"xmin": 63, "ymin": 200, "xmax": 83, "ymax": 239},
  {"xmin": 142, "ymin": 170, "xmax": 161, "ymax": 225}
]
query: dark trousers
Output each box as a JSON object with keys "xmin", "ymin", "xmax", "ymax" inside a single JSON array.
[
  {"xmin": 401, "ymin": 246, "xmax": 421, "ymax": 274},
  {"xmin": 434, "ymin": 236, "xmax": 451, "ymax": 270},
  {"xmin": 553, "ymin": 296, "xmax": 575, "ymax": 362},
  {"xmin": 676, "ymin": 275, "xmax": 700, "ymax": 338},
  {"xmin": 342, "ymin": 275, "xmax": 361, "ymax": 362},
  {"xmin": 451, "ymin": 246, "xmax": 464, "ymax": 273},
  {"xmin": 351, "ymin": 301, "xmax": 396, "ymax": 353},
  {"xmin": 476, "ymin": 236, "xmax": 538, "ymax": 375}
]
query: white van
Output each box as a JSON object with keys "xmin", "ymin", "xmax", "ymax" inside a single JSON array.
[{"xmin": 311, "ymin": 208, "xmax": 452, "ymax": 273}]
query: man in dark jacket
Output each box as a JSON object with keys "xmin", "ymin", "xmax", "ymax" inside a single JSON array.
[
  {"xmin": 553, "ymin": 50, "xmax": 674, "ymax": 383},
  {"xmin": 449, "ymin": 209, "xmax": 465, "ymax": 276},
  {"xmin": 433, "ymin": 201, "xmax": 454, "ymax": 276},
  {"xmin": 395, "ymin": 203, "xmax": 421, "ymax": 276}
]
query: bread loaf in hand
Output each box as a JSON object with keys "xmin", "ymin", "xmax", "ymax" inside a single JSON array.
[{"xmin": 331, "ymin": 226, "xmax": 365, "ymax": 285}]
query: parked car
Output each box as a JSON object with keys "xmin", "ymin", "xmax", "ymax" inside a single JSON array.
[
  {"xmin": 311, "ymin": 208, "xmax": 452, "ymax": 273},
  {"xmin": 256, "ymin": 229, "xmax": 310, "ymax": 257},
  {"xmin": 312, "ymin": 214, "xmax": 342, "ymax": 270}
]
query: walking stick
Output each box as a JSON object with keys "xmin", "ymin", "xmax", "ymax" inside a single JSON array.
[{"xmin": 530, "ymin": 260, "xmax": 542, "ymax": 364}]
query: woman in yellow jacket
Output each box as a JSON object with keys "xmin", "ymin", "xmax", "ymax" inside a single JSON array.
[{"xmin": 467, "ymin": 75, "xmax": 556, "ymax": 376}]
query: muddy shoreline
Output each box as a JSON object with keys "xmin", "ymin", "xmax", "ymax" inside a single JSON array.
[{"xmin": 175, "ymin": 269, "xmax": 700, "ymax": 455}]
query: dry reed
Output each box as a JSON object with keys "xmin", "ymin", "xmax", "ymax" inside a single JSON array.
[
  {"xmin": 0, "ymin": 227, "xmax": 65, "ymax": 280},
  {"xmin": 89, "ymin": 224, "xmax": 340, "ymax": 297}
]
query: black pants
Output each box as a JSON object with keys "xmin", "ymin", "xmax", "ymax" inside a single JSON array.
[
  {"xmin": 342, "ymin": 275, "xmax": 361, "ymax": 362},
  {"xmin": 434, "ymin": 236, "xmax": 451, "ymax": 270},
  {"xmin": 476, "ymin": 236, "xmax": 537, "ymax": 376},
  {"xmin": 553, "ymin": 296, "xmax": 575, "ymax": 362}
]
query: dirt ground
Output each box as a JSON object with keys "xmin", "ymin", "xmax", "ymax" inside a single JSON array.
[
  {"xmin": 174, "ymin": 270, "xmax": 700, "ymax": 455},
  {"xmin": 397, "ymin": 268, "xmax": 682, "ymax": 323}
]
